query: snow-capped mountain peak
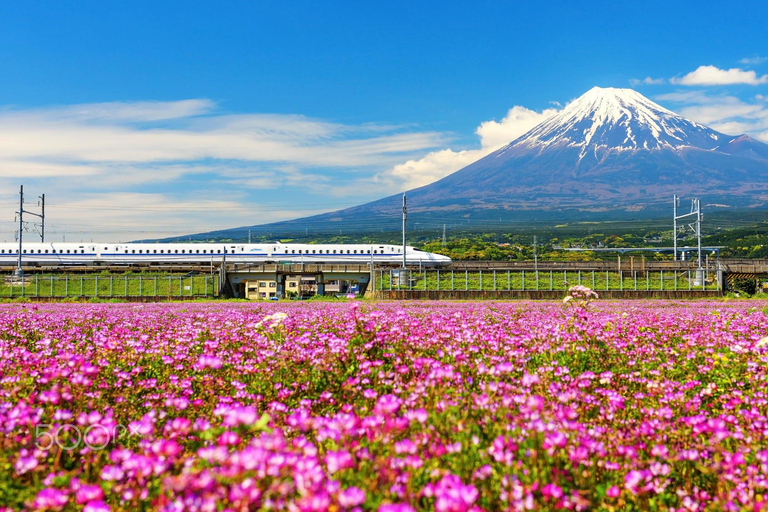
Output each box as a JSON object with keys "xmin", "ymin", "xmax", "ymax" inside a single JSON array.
[{"xmin": 510, "ymin": 86, "xmax": 723, "ymax": 157}]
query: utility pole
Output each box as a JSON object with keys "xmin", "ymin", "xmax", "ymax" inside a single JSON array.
[
  {"xmin": 38, "ymin": 194, "xmax": 45, "ymax": 243},
  {"xmin": 402, "ymin": 194, "xmax": 407, "ymax": 269},
  {"xmin": 672, "ymin": 195, "xmax": 678, "ymax": 261},
  {"xmin": 14, "ymin": 185, "xmax": 45, "ymax": 277},
  {"xmin": 442, "ymin": 224, "xmax": 446, "ymax": 247},
  {"xmin": 15, "ymin": 186, "xmax": 23, "ymax": 277},
  {"xmin": 696, "ymin": 198, "xmax": 703, "ymax": 277},
  {"xmin": 673, "ymin": 195, "xmax": 703, "ymax": 283}
]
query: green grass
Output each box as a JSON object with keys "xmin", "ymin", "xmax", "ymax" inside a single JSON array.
[
  {"xmin": 375, "ymin": 270, "xmax": 719, "ymax": 292},
  {"xmin": 0, "ymin": 274, "xmax": 219, "ymax": 298}
]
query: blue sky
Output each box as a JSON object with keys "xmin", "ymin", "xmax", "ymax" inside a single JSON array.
[{"xmin": 1, "ymin": 1, "xmax": 767, "ymax": 241}]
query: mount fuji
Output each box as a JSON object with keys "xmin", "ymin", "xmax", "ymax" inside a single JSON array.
[{"xmin": 187, "ymin": 87, "xmax": 768, "ymax": 238}]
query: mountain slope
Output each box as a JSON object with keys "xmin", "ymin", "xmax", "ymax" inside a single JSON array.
[{"xmin": 179, "ymin": 87, "xmax": 768, "ymax": 239}]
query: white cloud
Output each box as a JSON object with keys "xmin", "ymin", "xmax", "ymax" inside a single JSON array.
[
  {"xmin": 739, "ymin": 56, "xmax": 768, "ymax": 65},
  {"xmin": 377, "ymin": 105, "xmax": 558, "ymax": 190},
  {"xmin": 629, "ymin": 77, "xmax": 665, "ymax": 86},
  {"xmin": 0, "ymin": 99, "xmax": 451, "ymax": 241},
  {"xmin": 656, "ymin": 90, "xmax": 768, "ymax": 142},
  {"xmin": 671, "ymin": 65, "xmax": 768, "ymax": 86}
]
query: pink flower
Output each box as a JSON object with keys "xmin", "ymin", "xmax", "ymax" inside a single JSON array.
[
  {"xmin": 339, "ymin": 486, "xmax": 366, "ymax": 507},
  {"xmin": 541, "ymin": 483, "xmax": 563, "ymax": 499},
  {"xmin": 83, "ymin": 501, "xmax": 110, "ymax": 512},
  {"xmin": 326, "ymin": 450, "xmax": 354, "ymax": 474},
  {"xmin": 75, "ymin": 484, "xmax": 104, "ymax": 504},
  {"xmin": 374, "ymin": 394, "xmax": 402, "ymax": 415},
  {"xmin": 33, "ymin": 488, "xmax": 68, "ymax": 510},
  {"xmin": 424, "ymin": 474, "xmax": 478, "ymax": 512}
]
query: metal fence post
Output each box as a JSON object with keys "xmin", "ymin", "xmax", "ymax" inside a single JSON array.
[
  {"xmin": 493, "ymin": 270, "xmax": 496, "ymax": 291},
  {"xmin": 578, "ymin": 270, "xmax": 581, "ymax": 285},
  {"xmin": 125, "ymin": 275, "xmax": 128, "ymax": 296},
  {"xmin": 592, "ymin": 271, "xmax": 595, "ymax": 290},
  {"xmin": 139, "ymin": 275, "xmax": 142, "ymax": 296},
  {"xmin": 95, "ymin": 276, "xmax": 98, "ymax": 297},
  {"xmin": 688, "ymin": 270, "xmax": 691, "ymax": 291},
  {"xmin": 634, "ymin": 270, "xmax": 637, "ymax": 291},
  {"xmin": 522, "ymin": 270, "xmax": 525, "ymax": 291},
  {"xmin": 646, "ymin": 272, "xmax": 649, "ymax": 291},
  {"xmin": 35, "ymin": 275, "xmax": 39, "ymax": 297},
  {"xmin": 205, "ymin": 275, "xmax": 208, "ymax": 296},
  {"xmin": 620, "ymin": 270, "xmax": 623, "ymax": 291},
  {"xmin": 606, "ymin": 271, "xmax": 609, "ymax": 291},
  {"xmin": 508, "ymin": 270, "xmax": 511, "ymax": 290},
  {"xmin": 660, "ymin": 271, "xmax": 664, "ymax": 291},
  {"xmin": 465, "ymin": 270, "xmax": 468, "ymax": 291},
  {"xmin": 51, "ymin": 275, "xmax": 54, "ymax": 297},
  {"xmin": 110, "ymin": 275, "xmax": 113, "ymax": 297},
  {"xmin": 80, "ymin": 276, "xmax": 83, "ymax": 296},
  {"xmin": 549, "ymin": 270, "xmax": 553, "ymax": 291},
  {"xmin": 65, "ymin": 275, "xmax": 68, "ymax": 296},
  {"xmin": 437, "ymin": 269, "xmax": 440, "ymax": 291},
  {"xmin": 451, "ymin": 270, "xmax": 454, "ymax": 290},
  {"xmin": 479, "ymin": 270, "xmax": 483, "ymax": 291}
]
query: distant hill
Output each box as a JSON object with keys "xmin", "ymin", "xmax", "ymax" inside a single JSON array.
[{"xmin": 169, "ymin": 86, "xmax": 768, "ymax": 241}]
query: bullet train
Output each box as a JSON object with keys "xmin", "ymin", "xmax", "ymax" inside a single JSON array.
[{"xmin": 0, "ymin": 242, "xmax": 451, "ymax": 267}]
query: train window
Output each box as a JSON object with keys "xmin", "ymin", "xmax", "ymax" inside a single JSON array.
[
  {"xmin": 196, "ymin": 250, "xmax": 200, "ymax": 254},
  {"xmin": 44, "ymin": 250, "xmax": 48, "ymax": 253},
  {"xmin": 104, "ymin": 247, "xmax": 108, "ymax": 250},
  {"xmin": 81, "ymin": 250, "xmax": 84, "ymax": 254},
  {"xmin": 175, "ymin": 250, "xmax": 178, "ymax": 253},
  {"xmin": 23, "ymin": 250, "xmax": 27, "ymax": 254},
  {"xmin": 181, "ymin": 250, "xmax": 185, "ymax": 254},
  {"xmin": 202, "ymin": 250, "xmax": 206, "ymax": 254},
  {"xmin": 132, "ymin": 250, "xmax": 136, "ymax": 254}
]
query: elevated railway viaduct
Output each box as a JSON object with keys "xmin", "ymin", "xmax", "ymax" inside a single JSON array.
[{"xmin": 3, "ymin": 259, "xmax": 767, "ymax": 298}]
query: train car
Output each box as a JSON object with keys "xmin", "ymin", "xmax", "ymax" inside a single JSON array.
[{"xmin": 0, "ymin": 242, "xmax": 451, "ymax": 267}]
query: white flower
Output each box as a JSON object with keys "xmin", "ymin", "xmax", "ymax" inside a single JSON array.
[
  {"xmin": 757, "ymin": 336, "xmax": 768, "ymax": 348},
  {"xmin": 255, "ymin": 312, "xmax": 288, "ymax": 329},
  {"xmin": 563, "ymin": 296, "xmax": 574, "ymax": 304}
]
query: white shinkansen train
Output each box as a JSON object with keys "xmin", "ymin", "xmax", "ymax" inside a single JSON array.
[{"xmin": 0, "ymin": 242, "xmax": 451, "ymax": 267}]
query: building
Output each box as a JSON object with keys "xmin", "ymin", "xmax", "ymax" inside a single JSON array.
[{"xmin": 244, "ymin": 276, "xmax": 302, "ymax": 300}]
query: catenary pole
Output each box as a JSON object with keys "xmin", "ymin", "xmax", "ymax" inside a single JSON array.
[
  {"xmin": 673, "ymin": 194, "xmax": 678, "ymax": 261},
  {"xmin": 16, "ymin": 186, "xmax": 23, "ymax": 277},
  {"xmin": 402, "ymin": 194, "xmax": 407, "ymax": 269}
]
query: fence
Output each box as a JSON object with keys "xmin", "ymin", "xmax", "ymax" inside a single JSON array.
[
  {"xmin": 1, "ymin": 274, "xmax": 219, "ymax": 299},
  {"xmin": 375, "ymin": 268, "xmax": 719, "ymax": 293}
]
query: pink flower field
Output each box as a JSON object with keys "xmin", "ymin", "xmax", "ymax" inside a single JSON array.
[{"xmin": 1, "ymin": 300, "xmax": 768, "ymax": 511}]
